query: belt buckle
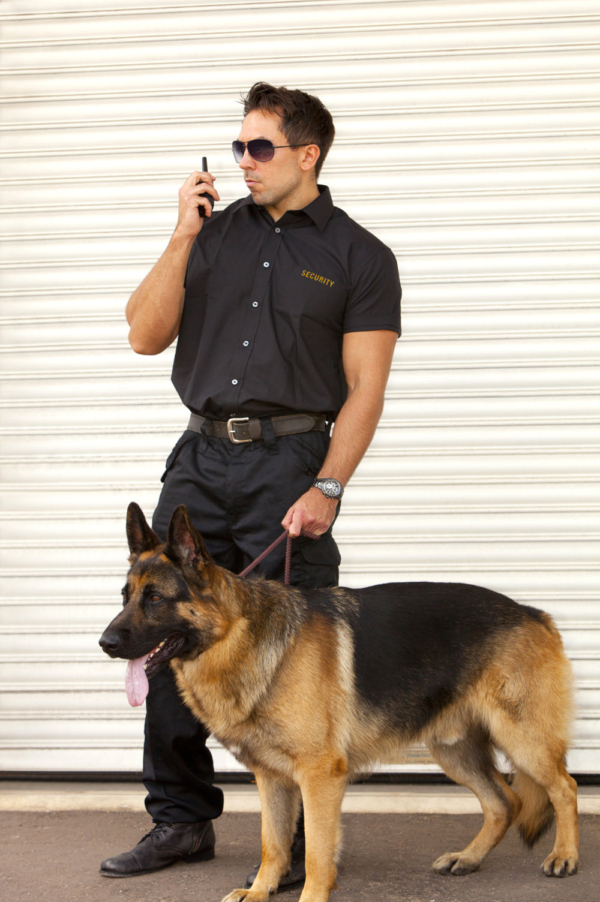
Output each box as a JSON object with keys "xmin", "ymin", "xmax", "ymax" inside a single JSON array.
[{"xmin": 227, "ymin": 416, "xmax": 251, "ymax": 444}]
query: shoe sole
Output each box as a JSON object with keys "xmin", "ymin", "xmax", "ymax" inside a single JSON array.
[{"xmin": 99, "ymin": 847, "xmax": 215, "ymax": 878}]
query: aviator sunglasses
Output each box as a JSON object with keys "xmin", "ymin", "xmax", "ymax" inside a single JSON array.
[{"xmin": 232, "ymin": 139, "xmax": 310, "ymax": 163}]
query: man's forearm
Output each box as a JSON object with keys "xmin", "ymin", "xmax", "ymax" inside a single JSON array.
[
  {"xmin": 126, "ymin": 230, "xmax": 196, "ymax": 355},
  {"xmin": 282, "ymin": 329, "xmax": 396, "ymax": 537},
  {"xmin": 281, "ymin": 386, "xmax": 383, "ymax": 537},
  {"xmin": 317, "ymin": 385, "xmax": 384, "ymax": 487},
  {"xmin": 126, "ymin": 167, "xmax": 219, "ymax": 355}
]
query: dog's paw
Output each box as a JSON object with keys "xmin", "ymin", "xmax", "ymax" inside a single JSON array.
[
  {"xmin": 541, "ymin": 853, "xmax": 579, "ymax": 878},
  {"xmin": 220, "ymin": 890, "xmax": 270, "ymax": 902},
  {"xmin": 432, "ymin": 852, "xmax": 480, "ymax": 876}
]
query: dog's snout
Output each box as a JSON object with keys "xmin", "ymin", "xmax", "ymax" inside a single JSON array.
[{"xmin": 99, "ymin": 630, "xmax": 122, "ymax": 655}]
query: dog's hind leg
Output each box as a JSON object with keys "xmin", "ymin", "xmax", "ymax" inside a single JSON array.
[
  {"xmin": 428, "ymin": 723, "xmax": 522, "ymax": 876},
  {"xmin": 514, "ymin": 757, "xmax": 578, "ymax": 877},
  {"xmin": 490, "ymin": 721, "xmax": 579, "ymax": 877},
  {"xmin": 221, "ymin": 771, "xmax": 300, "ymax": 902},
  {"xmin": 297, "ymin": 755, "xmax": 348, "ymax": 902},
  {"xmin": 483, "ymin": 619, "xmax": 579, "ymax": 877}
]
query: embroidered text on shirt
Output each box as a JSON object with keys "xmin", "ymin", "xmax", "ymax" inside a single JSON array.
[{"xmin": 301, "ymin": 269, "xmax": 335, "ymax": 287}]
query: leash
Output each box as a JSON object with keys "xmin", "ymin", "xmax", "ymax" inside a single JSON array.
[{"xmin": 239, "ymin": 529, "xmax": 319, "ymax": 585}]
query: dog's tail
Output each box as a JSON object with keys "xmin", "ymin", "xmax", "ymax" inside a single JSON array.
[{"xmin": 512, "ymin": 770, "xmax": 555, "ymax": 847}]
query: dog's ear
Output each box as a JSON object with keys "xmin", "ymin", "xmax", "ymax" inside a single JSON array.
[
  {"xmin": 126, "ymin": 502, "xmax": 162, "ymax": 558},
  {"xmin": 166, "ymin": 504, "xmax": 210, "ymax": 569}
]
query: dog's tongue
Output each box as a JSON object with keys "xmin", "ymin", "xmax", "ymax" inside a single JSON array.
[{"xmin": 125, "ymin": 654, "xmax": 150, "ymax": 707}]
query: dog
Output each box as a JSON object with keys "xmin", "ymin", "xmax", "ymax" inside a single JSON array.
[{"xmin": 100, "ymin": 502, "xmax": 579, "ymax": 902}]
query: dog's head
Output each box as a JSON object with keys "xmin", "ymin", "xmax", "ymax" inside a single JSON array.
[{"xmin": 99, "ymin": 503, "xmax": 231, "ymax": 703}]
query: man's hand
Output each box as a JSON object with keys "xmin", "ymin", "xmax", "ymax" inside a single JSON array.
[
  {"xmin": 175, "ymin": 169, "xmax": 220, "ymax": 239},
  {"xmin": 282, "ymin": 486, "xmax": 338, "ymax": 538}
]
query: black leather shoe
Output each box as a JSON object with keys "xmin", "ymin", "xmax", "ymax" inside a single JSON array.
[
  {"xmin": 244, "ymin": 831, "xmax": 305, "ymax": 892},
  {"xmin": 100, "ymin": 820, "xmax": 215, "ymax": 877}
]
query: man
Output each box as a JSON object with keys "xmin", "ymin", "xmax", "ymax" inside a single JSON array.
[{"xmin": 100, "ymin": 83, "xmax": 401, "ymax": 887}]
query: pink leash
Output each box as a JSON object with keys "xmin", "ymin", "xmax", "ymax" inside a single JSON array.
[{"xmin": 239, "ymin": 529, "xmax": 319, "ymax": 585}]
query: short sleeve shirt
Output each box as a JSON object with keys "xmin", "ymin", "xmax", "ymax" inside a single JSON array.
[{"xmin": 172, "ymin": 185, "xmax": 401, "ymax": 419}]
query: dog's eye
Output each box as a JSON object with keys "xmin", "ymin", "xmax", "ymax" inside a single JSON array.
[
  {"xmin": 150, "ymin": 594, "xmax": 162, "ymax": 603},
  {"xmin": 121, "ymin": 587, "xmax": 128, "ymax": 606}
]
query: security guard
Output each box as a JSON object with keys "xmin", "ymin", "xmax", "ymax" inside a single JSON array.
[{"xmin": 100, "ymin": 83, "xmax": 401, "ymax": 888}]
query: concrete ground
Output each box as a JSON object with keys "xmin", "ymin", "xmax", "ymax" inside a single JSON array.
[{"xmin": 1, "ymin": 783, "xmax": 599, "ymax": 902}]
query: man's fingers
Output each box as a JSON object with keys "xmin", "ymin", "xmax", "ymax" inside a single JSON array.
[
  {"xmin": 289, "ymin": 513, "xmax": 329, "ymax": 538},
  {"xmin": 288, "ymin": 508, "xmax": 305, "ymax": 539},
  {"xmin": 181, "ymin": 172, "xmax": 220, "ymax": 202},
  {"xmin": 283, "ymin": 490, "xmax": 337, "ymax": 539},
  {"xmin": 193, "ymin": 183, "xmax": 220, "ymax": 201},
  {"xmin": 185, "ymin": 170, "xmax": 206, "ymax": 187},
  {"xmin": 194, "ymin": 173, "xmax": 217, "ymax": 186},
  {"xmin": 187, "ymin": 170, "xmax": 217, "ymax": 184}
]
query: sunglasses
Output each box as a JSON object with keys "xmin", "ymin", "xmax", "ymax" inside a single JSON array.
[{"xmin": 232, "ymin": 139, "xmax": 310, "ymax": 163}]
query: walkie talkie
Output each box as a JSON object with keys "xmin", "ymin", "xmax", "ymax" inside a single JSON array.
[{"xmin": 198, "ymin": 156, "xmax": 215, "ymax": 218}]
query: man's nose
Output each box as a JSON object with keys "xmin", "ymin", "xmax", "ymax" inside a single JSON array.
[
  {"xmin": 99, "ymin": 629, "xmax": 122, "ymax": 655},
  {"xmin": 239, "ymin": 148, "xmax": 256, "ymax": 169}
]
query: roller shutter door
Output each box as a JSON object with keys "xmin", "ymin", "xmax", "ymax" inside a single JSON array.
[{"xmin": 0, "ymin": 0, "xmax": 598, "ymax": 774}]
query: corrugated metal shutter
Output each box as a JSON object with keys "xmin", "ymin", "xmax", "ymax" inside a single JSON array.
[{"xmin": 0, "ymin": 0, "xmax": 598, "ymax": 774}]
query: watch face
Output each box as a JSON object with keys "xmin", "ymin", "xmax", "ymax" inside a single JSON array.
[{"xmin": 320, "ymin": 479, "xmax": 341, "ymax": 497}]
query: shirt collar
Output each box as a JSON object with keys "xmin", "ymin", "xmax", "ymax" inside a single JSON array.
[
  {"xmin": 236, "ymin": 184, "xmax": 334, "ymax": 231},
  {"xmin": 301, "ymin": 185, "xmax": 334, "ymax": 230}
]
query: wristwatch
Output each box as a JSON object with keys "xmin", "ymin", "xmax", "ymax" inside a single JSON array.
[{"xmin": 311, "ymin": 477, "xmax": 344, "ymax": 500}]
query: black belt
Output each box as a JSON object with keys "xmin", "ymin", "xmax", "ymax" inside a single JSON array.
[{"xmin": 187, "ymin": 412, "xmax": 328, "ymax": 444}]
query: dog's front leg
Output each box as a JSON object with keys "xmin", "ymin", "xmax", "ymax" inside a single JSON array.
[
  {"xmin": 297, "ymin": 758, "xmax": 347, "ymax": 902},
  {"xmin": 221, "ymin": 770, "xmax": 299, "ymax": 902}
]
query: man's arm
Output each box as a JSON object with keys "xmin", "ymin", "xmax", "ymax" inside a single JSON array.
[
  {"xmin": 282, "ymin": 329, "xmax": 397, "ymax": 537},
  {"xmin": 126, "ymin": 169, "xmax": 219, "ymax": 355}
]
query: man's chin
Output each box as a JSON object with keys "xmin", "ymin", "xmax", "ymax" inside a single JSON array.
[
  {"xmin": 247, "ymin": 186, "xmax": 266, "ymax": 204},
  {"xmin": 245, "ymin": 181, "xmax": 276, "ymax": 203}
]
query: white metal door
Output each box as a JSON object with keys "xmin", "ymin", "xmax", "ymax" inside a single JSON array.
[{"xmin": 0, "ymin": 0, "xmax": 598, "ymax": 773}]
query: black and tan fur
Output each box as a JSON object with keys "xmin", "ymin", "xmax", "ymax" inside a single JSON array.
[{"xmin": 100, "ymin": 503, "xmax": 579, "ymax": 902}]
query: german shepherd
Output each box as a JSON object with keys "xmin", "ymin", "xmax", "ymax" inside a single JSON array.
[{"xmin": 100, "ymin": 503, "xmax": 579, "ymax": 902}]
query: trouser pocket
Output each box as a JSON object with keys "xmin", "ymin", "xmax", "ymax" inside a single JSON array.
[
  {"xmin": 291, "ymin": 530, "xmax": 341, "ymax": 589},
  {"xmin": 160, "ymin": 430, "xmax": 196, "ymax": 483}
]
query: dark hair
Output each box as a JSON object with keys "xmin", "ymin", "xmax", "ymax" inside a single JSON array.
[{"xmin": 241, "ymin": 82, "xmax": 335, "ymax": 179}]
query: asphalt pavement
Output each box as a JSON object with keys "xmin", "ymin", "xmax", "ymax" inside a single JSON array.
[{"xmin": 2, "ymin": 801, "xmax": 599, "ymax": 902}]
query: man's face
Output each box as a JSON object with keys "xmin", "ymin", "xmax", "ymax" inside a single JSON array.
[{"xmin": 236, "ymin": 109, "xmax": 308, "ymax": 208}]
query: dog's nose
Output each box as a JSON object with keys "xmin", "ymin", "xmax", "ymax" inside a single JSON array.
[{"xmin": 99, "ymin": 631, "xmax": 121, "ymax": 655}]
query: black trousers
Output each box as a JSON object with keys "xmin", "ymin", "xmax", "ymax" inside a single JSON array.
[{"xmin": 143, "ymin": 424, "xmax": 341, "ymax": 823}]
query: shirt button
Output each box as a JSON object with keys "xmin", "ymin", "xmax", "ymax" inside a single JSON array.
[
  {"xmin": 231, "ymin": 379, "xmax": 238, "ymax": 385},
  {"xmin": 275, "ymin": 228, "xmax": 281, "ymax": 233},
  {"xmin": 252, "ymin": 301, "xmax": 258, "ymax": 307},
  {"xmin": 243, "ymin": 341, "xmax": 249, "ymax": 347},
  {"xmin": 263, "ymin": 261, "xmax": 270, "ymax": 267}
]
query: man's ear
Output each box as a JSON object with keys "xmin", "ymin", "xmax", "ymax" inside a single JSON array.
[
  {"xmin": 300, "ymin": 143, "xmax": 320, "ymax": 173},
  {"xmin": 166, "ymin": 505, "xmax": 210, "ymax": 569},
  {"xmin": 126, "ymin": 502, "xmax": 162, "ymax": 559}
]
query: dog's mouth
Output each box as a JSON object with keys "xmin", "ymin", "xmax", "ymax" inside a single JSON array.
[{"xmin": 125, "ymin": 633, "xmax": 185, "ymax": 707}]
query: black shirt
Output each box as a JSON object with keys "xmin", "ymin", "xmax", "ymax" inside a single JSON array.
[{"xmin": 173, "ymin": 185, "xmax": 401, "ymax": 419}]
